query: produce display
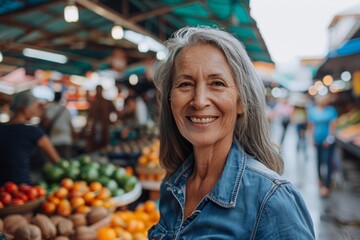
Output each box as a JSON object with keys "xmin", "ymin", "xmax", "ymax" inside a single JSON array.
[
  {"xmin": 0, "ymin": 206, "xmax": 112, "ymax": 240},
  {"xmin": 97, "ymin": 200, "xmax": 160, "ymax": 240},
  {"xmin": 336, "ymin": 109, "xmax": 360, "ymax": 129},
  {"xmin": 136, "ymin": 139, "xmax": 165, "ymax": 183},
  {"xmin": 39, "ymin": 155, "xmax": 138, "ymax": 197},
  {"xmin": 0, "ymin": 182, "xmax": 46, "ymax": 208},
  {"xmin": 41, "ymin": 179, "xmax": 114, "ymax": 216}
]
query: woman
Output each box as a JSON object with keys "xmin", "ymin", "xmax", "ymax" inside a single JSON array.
[
  {"xmin": 149, "ymin": 27, "xmax": 315, "ymax": 239},
  {"xmin": 308, "ymin": 95, "xmax": 337, "ymax": 197},
  {"xmin": 0, "ymin": 90, "xmax": 60, "ymax": 185}
]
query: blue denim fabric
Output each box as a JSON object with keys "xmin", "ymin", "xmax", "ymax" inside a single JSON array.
[{"xmin": 148, "ymin": 141, "xmax": 315, "ymax": 239}]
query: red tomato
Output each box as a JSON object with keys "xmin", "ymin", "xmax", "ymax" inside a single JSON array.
[
  {"xmin": 11, "ymin": 198, "xmax": 24, "ymax": 206},
  {"xmin": 4, "ymin": 182, "xmax": 18, "ymax": 194},
  {"xmin": 26, "ymin": 187, "xmax": 38, "ymax": 200},
  {"xmin": 19, "ymin": 183, "xmax": 31, "ymax": 193},
  {"xmin": 0, "ymin": 201, "xmax": 3, "ymax": 208},
  {"xmin": 35, "ymin": 186, "xmax": 46, "ymax": 197},
  {"xmin": 14, "ymin": 192, "xmax": 28, "ymax": 202},
  {"xmin": 0, "ymin": 192, "xmax": 12, "ymax": 205}
]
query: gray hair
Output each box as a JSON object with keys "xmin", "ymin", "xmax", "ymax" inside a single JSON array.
[
  {"xmin": 154, "ymin": 26, "xmax": 283, "ymax": 177},
  {"xmin": 10, "ymin": 90, "xmax": 37, "ymax": 113}
]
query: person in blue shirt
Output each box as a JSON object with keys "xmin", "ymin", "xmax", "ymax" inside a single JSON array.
[
  {"xmin": 308, "ymin": 95, "xmax": 338, "ymax": 197},
  {"xmin": 148, "ymin": 26, "xmax": 315, "ymax": 239}
]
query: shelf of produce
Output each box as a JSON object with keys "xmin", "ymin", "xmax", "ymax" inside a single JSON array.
[
  {"xmin": 336, "ymin": 137, "xmax": 360, "ymax": 158},
  {"xmin": 139, "ymin": 180, "xmax": 162, "ymax": 191},
  {"xmin": 112, "ymin": 182, "xmax": 142, "ymax": 207}
]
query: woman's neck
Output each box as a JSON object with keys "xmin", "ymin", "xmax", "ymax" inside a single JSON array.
[{"xmin": 192, "ymin": 140, "xmax": 232, "ymax": 181}]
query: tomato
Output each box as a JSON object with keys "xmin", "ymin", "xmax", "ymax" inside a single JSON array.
[
  {"xmin": 0, "ymin": 192, "xmax": 12, "ymax": 205},
  {"xmin": 26, "ymin": 187, "xmax": 38, "ymax": 200},
  {"xmin": 11, "ymin": 198, "xmax": 24, "ymax": 206},
  {"xmin": 0, "ymin": 201, "xmax": 4, "ymax": 209},
  {"xmin": 35, "ymin": 186, "xmax": 46, "ymax": 197},
  {"xmin": 4, "ymin": 182, "xmax": 18, "ymax": 194},
  {"xmin": 19, "ymin": 183, "xmax": 31, "ymax": 193},
  {"xmin": 14, "ymin": 192, "xmax": 28, "ymax": 202}
]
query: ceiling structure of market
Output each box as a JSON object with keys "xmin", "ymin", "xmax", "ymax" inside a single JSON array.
[{"xmin": 0, "ymin": 0, "xmax": 272, "ymax": 76}]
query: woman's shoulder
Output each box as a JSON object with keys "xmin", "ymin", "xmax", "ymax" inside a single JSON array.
[{"xmin": 244, "ymin": 157, "xmax": 284, "ymax": 183}]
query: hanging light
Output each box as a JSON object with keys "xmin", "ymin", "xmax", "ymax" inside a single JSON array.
[
  {"xmin": 64, "ymin": 0, "xmax": 79, "ymax": 23},
  {"xmin": 138, "ymin": 42, "xmax": 149, "ymax": 53},
  {"xmin": 0, "ymin": 51, "xmax": 3, "ymax": 62},
  {"xmin": 111, "ymin": 25, "xmax": 124, "ymax": 40}
]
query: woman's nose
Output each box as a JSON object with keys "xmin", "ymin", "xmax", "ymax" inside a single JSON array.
[{"xmin": 190, "ymin": 85, "xmax": 210, "ymax": 109}]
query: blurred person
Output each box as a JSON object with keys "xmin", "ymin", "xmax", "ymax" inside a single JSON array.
[
  {"xmin": 292, "ymin": 102, "xmax": 309, "ymax": 159},
  {"xmin": 274, "ymin": 98, "xmax": 293, "ymax": 144},
  {"xmin": 85, "ymin": 85, "xmax": 116, "ymax": 151},
  {"xmin": 148, "ymin": 26, "xmax": 314, "ymax": 239},
  {"xmin": 0, "ymin": 90, "xmax": 60, "ymax": 185},
  {"xmin": 308, "ymin": 95, "xmax": 338, "ymax": 197},
  {"xmin": 41, "ymin": 91, "xmax": 74, "ymax": 159}
]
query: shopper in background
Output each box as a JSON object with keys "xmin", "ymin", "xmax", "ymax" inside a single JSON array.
[
  {"xmin": 308, "ymin": 95, "xmax": 338, "ymax": 197},
  {"xmin": 149, "ymin": 26, "xmax": 315, "ymax": 239},
  {"xmin": 0, "ymin": 90, "xmax": 60, "ymax": 185},
  {"xmin": 41, "ymin": 91, "xmax": 74, "ymax": 159},
  {"xmin": 292, "ymin": 101, "xmax": 309, "ymax": 159},
  {"xmin": 85, "ymin": 85, "xmax": 116, "ymax": 151},
  {"xmin": 274, "ymin": 98, "xmax": 294, "ymax": 144}
]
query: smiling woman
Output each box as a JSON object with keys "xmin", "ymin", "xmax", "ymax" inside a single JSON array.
[{"xmin": 148, "ymin": 26, "xmax": 315, "ymax": 239}]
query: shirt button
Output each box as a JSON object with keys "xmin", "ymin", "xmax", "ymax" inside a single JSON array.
[{"xmin": 178, "ymin": 189, "xmax": 182, "ymax": 194}]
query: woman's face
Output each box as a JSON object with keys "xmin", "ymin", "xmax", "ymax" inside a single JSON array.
[{"xmin": 170, "ymin": 44, "xmax": 243, "ymax": 148}]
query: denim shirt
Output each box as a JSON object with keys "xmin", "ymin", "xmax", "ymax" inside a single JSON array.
[{"xmin": 148, "ymin": 141, "xmax": 315, "ymax": 239}]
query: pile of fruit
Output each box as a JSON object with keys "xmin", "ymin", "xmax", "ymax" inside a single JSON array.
[
  {"xmin": 136, "ymin": 139, "xmax": 165, "ymax": 182},
  {"xmin": 39, "ymin": 154, "xmax": 138, "ymax": 197},
  {"xmin": 0, "ymin": 206, "xmax": 112, "ymax": 240},
  {"xmin": 97, "ymin": 200, "xmax": 160, "ymax": 240},
  {"xmin": 41, "ymin": 178, "xmax": 114, "ymax": 216},
  {"xmin": 0, "ymin": 182, "xmax": 46, "ymax": 208}
]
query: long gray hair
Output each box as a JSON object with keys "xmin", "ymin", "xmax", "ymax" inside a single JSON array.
[{"xmin": 154, "ymin": 26, "xmax": 283, "ymax": 178}]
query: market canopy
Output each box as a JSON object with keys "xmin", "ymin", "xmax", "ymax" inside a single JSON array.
[{"xmin": 0, "ymin": 0, "xmax": 272, "ymax": 76}]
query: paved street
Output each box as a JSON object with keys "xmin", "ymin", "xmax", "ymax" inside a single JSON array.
[{"xmin": 272, "ymin": 121, "xmax": 360, "ymax": 240}]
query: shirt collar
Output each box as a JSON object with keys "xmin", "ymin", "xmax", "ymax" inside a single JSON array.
[{"xmin": 165, "ymin": 140, "xmax": 246, "ymax": 208}]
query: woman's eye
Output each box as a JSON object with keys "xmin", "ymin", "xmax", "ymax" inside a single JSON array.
[
  {"xmin": 178, "ymin": 82, "xmax": 193, "ymax": 88},
  {"xmin": 211, "ymin": 81, "xmax": 226, "ymax": 87}
]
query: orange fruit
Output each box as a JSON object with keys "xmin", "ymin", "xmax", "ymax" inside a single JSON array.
[
  {"xmin": 126, "ymin": 219, "xmax": 145, "ymax": 233},
  {"xmin": 97, "ymin": 227, "xmax": 117, "ymax": 240},
  {"xmin": 125, "ymin": 166, "xmax": 134, "ymax": 176},
  {"xmin": 90, "ymin": 182, "xmax": 103, "ymax": 192},
  {"xmin": 144, "ymin": 200, "xmax": 156, "ymax": 213},
  {"xmin": 70, "ymin": 197, "xmax": 85, "ymax": 209},
  {"xmin": 69, "ymin": 189, "xmax": 84, "ymax": 198},
  {"xmin": 54, "ymin": 187, "xmax": 68, "ymax": 199},
  {"xmin": 42, "ymin": 201, "xmax": 56, "ymax": 215},
  {"xmin": 57, "ymin": 205, "xmax": 72, "ymax": 216},
  {"xmin": 60, "ymin": 178, "xmax": 74, "ymax": 190},
  {"xmin": 76, "ymin": 205, "xmax": 91, "ymax": 214},
  {"xmin": 111, "ymin": 215, "xmax": 126, "ymax": 228},
  {"xmin": 103, "ymin": 199, "xmax": 114, "ymax": 209},
  {"xmin": 83, "ymin": 192, "xmax": 96, "ymax": 204},
  {"xmin": 58, "ymin": 199, "xmax": 71, "ymax": 209},
  {"xmin": 91, "ymin": 199, "xmax": 104, "ymax": 207},
  {"xmin": 48, "ymin": 195, "xmax": 61, "ymax": 206},
  {"xmin": 96, "ymin": 188, "xmax": 111, "ymax": 200},
  {"xmin": 150, "ymin": 210, "xmax": 160, "ymax": 223}
]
